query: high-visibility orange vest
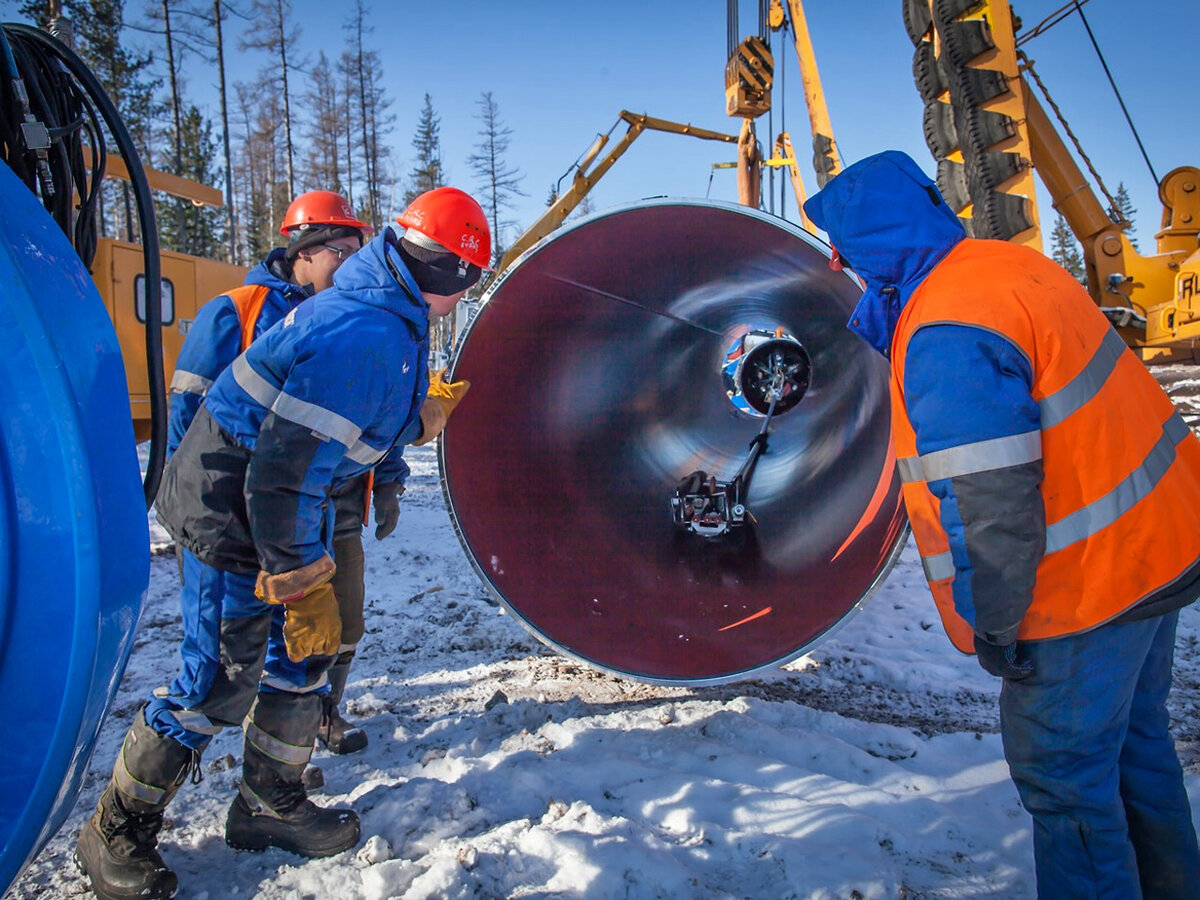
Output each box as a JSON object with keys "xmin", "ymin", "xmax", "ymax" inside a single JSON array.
[
  {"xmin": 226, "ymin": 284, "xmax": 272, "ymax": 353},
  {"xmin": 891, "ymin": 239, "xmax": 1200, "ymax": 652}
]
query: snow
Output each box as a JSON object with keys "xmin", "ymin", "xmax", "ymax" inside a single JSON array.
[{"xmin": 12, "ymin": 422, "xmax": 1200, "ymax": 898}]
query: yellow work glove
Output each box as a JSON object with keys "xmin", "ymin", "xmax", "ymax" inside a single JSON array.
[
  {"xmin": 255, "ymin": 556, "xmax": 341, "ymax": 662},
  {"xmin": 413, "ymin": 370, "xmax": 470, "ymax": 446}
]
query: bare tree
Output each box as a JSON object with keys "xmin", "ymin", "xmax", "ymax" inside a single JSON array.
[
  {"xmin": 301, "ymin": 51, "xmax": 344, "ymax": 193},
  {"xmin": 342, "ymin": 2, "xmax": 392, "ymax": 229},
  {"xmin": 241, "ymin": 0, "xmax": 301, "ymax": 198},
  {"xmin": 467, "ymin": 91, "xmax": 525, "ymax": 260},
  {"xmin": 158, "ymin": 0, "xmax": 185, "ymax": 247},
  {"xmin": 213, "ymin": 0, "xmax": 237, "ymax": 261},
  {"xmin": 361, "ymin": 53, "xmax": 393, "ymax": 227},
  {"xmin": 336, "ymin": 48, "xmax": 358, "ymax": 209},
  {"xmin": 346, "ymin": 1, "xmax": 375, "ymax": 222}
]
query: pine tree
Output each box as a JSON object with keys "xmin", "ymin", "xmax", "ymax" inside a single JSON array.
[
  {"xmin": 170, "ymin": 104, "xmax": 224, "ymax": 257},
  {"xmin": 1050, "ymin": 213, "xmax": 1086, "ymax": 285},
  {"xmin": 52, "ymin": 0, "xmax": 160, "ymax": 241},
  {"xmin": 467, "ymin": 91, "xmax": 525, "ymax": 262},
  {"xmin": 404, "ymin": 94, "xmax": 444, "ymax": 206},
  {"xmin": 1109, "ymin": 181, "xmax": 1139, "ymax": 251}
]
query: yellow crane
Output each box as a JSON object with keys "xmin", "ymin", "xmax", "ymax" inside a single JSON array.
[{"xmin": 905, "ymin": 0, "xmax": 1200, "ymax": 361}]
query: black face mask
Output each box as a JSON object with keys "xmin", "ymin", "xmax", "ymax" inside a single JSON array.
[{"xmin": 393, "ymin": 233, "xmax": 481, "ymax": 296}]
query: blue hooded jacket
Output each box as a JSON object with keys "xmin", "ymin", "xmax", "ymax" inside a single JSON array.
[
  {"xmin": 158, "ymin": 229, "xmax": 430, "ymax": 573},
  {"xmin": 803, "ymin": 150, "xmax": 966, "ymax": 356}
]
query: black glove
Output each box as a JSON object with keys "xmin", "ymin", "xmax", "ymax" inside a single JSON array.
[
  {"xmin": 974, "ymin": 634, "xmax": 1036, "ymax": 682},
  {"xmin": 372, "ymin": 481, "xmax": 405, "ymax": 540}
]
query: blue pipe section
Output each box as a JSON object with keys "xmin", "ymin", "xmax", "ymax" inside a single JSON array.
[{"xmin": 0, "ymin": 161, "xmax": 149, "ymax": 891}]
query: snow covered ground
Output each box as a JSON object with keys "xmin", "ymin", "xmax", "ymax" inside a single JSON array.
[{"xmin": 11, "ymin": 377, "xmax": 1200, "ymax": 899}]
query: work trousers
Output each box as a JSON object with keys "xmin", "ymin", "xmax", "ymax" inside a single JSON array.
[
  {"xmin": 329, "ymin": 472, "xmax": 368, "ymax": 658},
  {"xmin": 145, "ymin": 548, "xmax": 336, "ymax": 750},
  {"xmin": 1000, "ymin": 611, "xmax": 1200, "ymax": 899}
]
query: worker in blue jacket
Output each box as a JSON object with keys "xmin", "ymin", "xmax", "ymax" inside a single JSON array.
[
  {"xmin": 76, "ymin": 187, "xmax": 489, "ymax": 899},
  {"xmin": 168, "ymin": 191, "xmax": 406, "ymax": 762}
]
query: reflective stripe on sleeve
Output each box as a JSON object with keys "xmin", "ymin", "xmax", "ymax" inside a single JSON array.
[
  {"xmin": 898, "ymin": 456, "xmax": 923, "ymax": 484},
  {"xmin": 917, "ymin": 431, "xmax": 1042, "ymax": 482},
  {"xmin": 1039, "ymin": 328, "xmax": 1126, "ymax": 429},
  {"xmin": 1046, "ymin": 413, "xmax": 1191, "ymax": 554},
  {"xmin": 270, "ymin": 390, "xmax": 362, "ymax": 448},
  {"xmin": 921, "ymin": 551, "xmax": 955, "ymax": 583},
  {"xmin": 232, "ymin": 353, "xmax": 369, "ymax": 450},
  {"xmin": 170, "ymin": 369, "xmax": 213, "ymax": 397},
  {"xmin": 345, "ymin": 439, "xmax": 388, "ymax": 466},
  {"xmin": 232, "ymin": 353, "xmax": 280, "ymax": 408}
]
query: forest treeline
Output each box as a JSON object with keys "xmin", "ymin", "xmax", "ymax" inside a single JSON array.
[{"xmin": 12, "ymin": 0, "xmax": 527, "ymax": 267}]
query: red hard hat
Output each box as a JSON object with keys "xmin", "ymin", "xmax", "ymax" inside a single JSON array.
[
  {"xmin": 397, "ymin": 187, "xmax": 492, "ymax": 270},
  {"xmin": 279, "ymin": 190, "xmax": 372, "ymax": 236}
]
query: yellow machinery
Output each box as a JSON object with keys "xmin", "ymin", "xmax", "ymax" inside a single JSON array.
[
  {"xmin": 498, "ymin": 111, "xmax": 740, "ymax": 272},
  {"xmin": 729, "ymin": 0, "xmax": 1200, "ymax": 361},
  {"xmin": 502, "ymin": 0, "xmax": 1200, "ymax": 365},
  {"xmin": 91, "ymin": 152, "xmax": 247, "ymax": 440},
  {"xmin": 905, "ymin": 0, "xmax": 1200, "ymax": 361}
]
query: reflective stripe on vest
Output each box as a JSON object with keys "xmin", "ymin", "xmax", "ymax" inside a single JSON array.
[{"xmin": 891, "ymin": 239, "xmax": 1200, "ymax": 648}]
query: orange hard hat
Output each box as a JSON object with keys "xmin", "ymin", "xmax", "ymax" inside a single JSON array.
[
  {"xmin": 279, "ymin": 190, "xmax": 372, "ymax": 236},
  {"xmin": 397, "ymin": 187, "xmax": 492, "ymax": 270}
]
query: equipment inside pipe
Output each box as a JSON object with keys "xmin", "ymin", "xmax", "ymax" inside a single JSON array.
[{"xmin": 440, "ymin": 200, "xmax": 907, "ymax": 685}]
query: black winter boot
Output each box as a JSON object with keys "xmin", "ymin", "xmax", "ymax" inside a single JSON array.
[
  {"xmin": 317, "ymin": 654, "xmax": 367, "ymax": 755},
  {"xmin": 75, "ymin": 709, "xmax": 198, "ymax": 900},
  {"xmin": 226, "ymin": 691, "xmax": 359, "ymax": 857}
]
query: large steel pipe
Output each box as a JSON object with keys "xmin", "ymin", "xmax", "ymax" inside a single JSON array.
[{"xmin": 440, "ymin": 200, "xmax": 906, "ymax": 684}]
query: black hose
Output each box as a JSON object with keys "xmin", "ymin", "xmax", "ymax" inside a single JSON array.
[{"xmin": 1, "ymin": 22, "xmax": 165, "ymax": 509}]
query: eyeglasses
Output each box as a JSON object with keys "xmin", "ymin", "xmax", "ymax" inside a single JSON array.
[{"xmin": 320, "ymin": 243, "xmax": 355, "ymax": 261}]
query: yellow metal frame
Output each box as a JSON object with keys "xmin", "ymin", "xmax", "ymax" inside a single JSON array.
[
  {"xmin": 93, "ymin": 237, "xmax": 247, "ymax": 441},
  {"xmin": 498, "ymin": 112, "xmax": 740, "ymax": 273}
]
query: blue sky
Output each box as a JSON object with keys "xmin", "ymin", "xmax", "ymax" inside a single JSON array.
[
  {"xmin": 4, "ymin": 1, "xmax": 1197, "ymax": 249},
  {"xmin": 301, "ymin": 0, "xmax": 1197, "ymax": 250}
]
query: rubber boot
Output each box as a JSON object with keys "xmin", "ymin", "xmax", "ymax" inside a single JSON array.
[
  {"xmin": 75, "ymin": 709, "xmax": 198, "ymax": 900},
  {"xmin": 226, "ymin": 690, "xmax": 360, "ymax": 857},
  {"xmin": 317, "ymin": 653, "xmax": 367, "ymax": 755}
]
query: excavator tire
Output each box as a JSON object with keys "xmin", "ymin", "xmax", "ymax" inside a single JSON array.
[
  {"xmin": 923, "ymin": 101, "xmax": 958, "ymax": 159},
  {"xmin": 972, "ymin": 189, "xmax": 1033, "ymax": 241},
  {"xmin": 941, "ymin": 63, "xmax": 1010, "ymax": 107},
  {"xmin": 902, "ymin": 0, "xmax": 932, "ymax": 45},
  {"xmin": 912, "ymin": 40, "xmax": 946, "ymax": 103},
  {"xmin": 933, "ymin": 0, "xmax": 988, "ymax": 33},
  {"xmin": 936, "ymin": 158, "xmax": 971, "ymax": 214},
  {"xmin": 955, "ymin": 103, "xmax": 1016, "ymax": 150},
  {"xmin": 937, "ymin": 18, "xmax": 996, "ymax": 67}
]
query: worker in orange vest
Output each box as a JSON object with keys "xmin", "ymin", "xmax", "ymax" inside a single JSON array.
[{"xmin": 805, "ymin": 150, "xmax": 1200, "ymax": 898}]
